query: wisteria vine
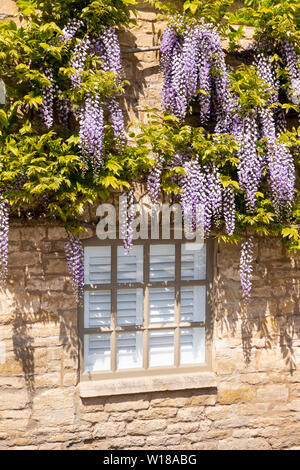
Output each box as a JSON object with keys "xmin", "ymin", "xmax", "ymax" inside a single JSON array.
[
  {"xmin": 0, "ymin": 195, "xmax": 9, "ymax": 286},
  {"xmin": 65, "ymin": 234, "xmax": 84, "ymax": 298},
  {"xmin": 156, "ymin": 21, "xmax": 298, "ymax": 297}
]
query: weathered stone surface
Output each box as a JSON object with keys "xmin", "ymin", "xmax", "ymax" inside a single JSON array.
[{"xmin": 0, "ymin": 2, "xmax": 299, "ymax": 451}]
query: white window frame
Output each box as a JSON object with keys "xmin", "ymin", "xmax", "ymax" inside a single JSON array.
[{"xmin": 79, "ymin": 238, "xmax": 214, "ymax": 382}]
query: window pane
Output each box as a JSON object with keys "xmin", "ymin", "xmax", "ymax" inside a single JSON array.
[
  {"xmin": 149, "ymin": 287, "xmax": 175, "ymax": 324},
  {"xmin": 84, "ymin": 246, "xmax": 111, "ymax": 284},
  {"xmin": 150, "ymin": 244, "xmax": 175, "ymax": 281},
  {"xmin": 180, "ymin": 328, "xmax": 205, "ymax": 365},
  {"xmin": 117, "ymin": 288, "xmax": 143, "ymax": 326},
  {"xmin": 84, "ymin": 290, "xmax": 111, "ymax": 328},
  {"xmin": 117, "ymin": 245, "xmax": 143, "ymax": 283},
  {"xmin": 180, "ymin": 286, "xmax": 206, "ymax": 322},
  {"xmin": 117, "ymin": 332, "xmax": 143, "ymax": 370},
  {"xmin": 84, "ymin": 334, "xmax": 110, "ymax": 372},
  {"xmin": 149, "ymin": 330, "xmax": 174, "ymax": 367},
  {"xmin": 181, "ymin": 243, "xmax": 206, "ymax": 280}
]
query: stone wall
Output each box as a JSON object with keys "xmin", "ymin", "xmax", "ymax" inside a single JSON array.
[
  {"xmin": 0, "ymin": 1, "xmax": 300, "ymax": 451},
  {"xmin": 0, "ymin": 222, "xmax": 299, "ymax": 450}
]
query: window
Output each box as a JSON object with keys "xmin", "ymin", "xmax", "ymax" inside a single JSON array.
[{"xmin": 80, "ymin": 240, "xmax": 213, "ymax": 380}]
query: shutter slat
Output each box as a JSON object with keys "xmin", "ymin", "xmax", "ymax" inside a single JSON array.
[
  {"xmin": 117, "ymin": 246, "xmax": 143, "ymax": 283},
  {"xmin": 149, "ymin": 287, "xmax": 175, "ymax": 324},
  {"xmin": 84, "ymin": 246, "xmax": 111, "ymax": 284}
]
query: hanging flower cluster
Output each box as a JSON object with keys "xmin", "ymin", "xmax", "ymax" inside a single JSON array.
[
  {"xmin": 40, "ymin": 22, "xmax": 125, "ymax": 171},
  {"xmin": 147, "ymin": 156, "xmax": 164, "ymax": 205},
  {"xmin": 39, "ymin": 19, "xmax": 126, "ymax": 293},
  {"xmin": 61, "ymin": 18, "xmax": 84, "ymax": 45},
  {"xmin": 0, "ymin": 195, "xmax": 9, "ymax": 286},
  {"xmin": 158, "ymin": 25, "xmax": 298, "ymax": 298},
  {"xmin": 41, "ymin": 67, "xmax": 55, "ymax": 129},
  {"xmin": 79, "ymin": 94, "xmax": 104, "ymax": 171},
  {"xmin": 65, "ymin": 234, "xmax": 84, "ymax": 298},
  {"xmin": 240, "ymin": 236, "xmax": 254, "ymax": 299},
  {"xmin": 161, "ymin": 21, "xmax": 231, "ymax": 124},
  {"xmin": 72, "ymin": 28, "xmax": 125, "ymax": 168},
  {"xmin": 254, "ymin": 52, "xmax": 295, "ymax": 215},
  {"xmin": 281, "ymin": 40, "xmax": 300, "ymax": 107}
]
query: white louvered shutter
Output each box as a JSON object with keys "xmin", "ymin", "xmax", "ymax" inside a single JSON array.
[
  {"xmin": 117, "ymin": 331, "xmax": 143, "ymax": 369},
  {"xmin": 84, "ymin": 290, "xmax": 111, "ymax": 328},
  {"xmin": 84, "ymin": 246, "xmax": 111, "ymax": 284},
  {"xmin": 117, "ymin": 288, "xmax": 143, "ymax": 326},
  {"xmin": 180, "ymin": 286, "xmax": 206, "ymax": 322},
  {"xmin": 180, "ymin": 328, "xmax": 205, "ymax": 364},
  {"xmin": 150, "ymin": 244, "xmax": 175, "ymax": 281},
  {"xmin": 84, "ymin": 334, "xmax": 111, "ymax": 372},
  {"xmin": 181, "ymin": 243, "xmax": 206, "ymax": 280},
  {"xmin": 149, "ymin": 287, "xmax": 175, "ymax": 324},
  {"xmin": 117, "ymin": 245, "xmax": 143, "ymax": 283},
  {"xmin": 149, "ymin": 329, "xmax": 174, "ymax": 367}
]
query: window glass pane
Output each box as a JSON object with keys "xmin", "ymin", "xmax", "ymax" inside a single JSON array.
[
  {"xmin": 149, "ymin": 287, "xmax": 175, "ymax": 324},
  {"xmin": 180, "ymin": 286, "xmax": 206, "ymax": 322},
  {"xmin": 117, "ymin": 332, "xmax": 143, "ymax": 370},
  {"xmin": 117, "ymin": 288, "xmax": 143, "ymax": 326},
  {"xmin": 181, "ymin": 243, "xmax": 206, "ymax": 280},
  {"xmin": 149, "ymin": 329, "xmax": 174, "ymax": 367},
  {"xmin": 84, "ymin": 246, "xmax": 111, "ymax": 284},
  {"xmin": 180, "ymin": 328, "xmax": 205, "ymax": 365},
  {"xmin": 84, "ymin": 334, "xmax": 110, "ymax": 372},
  {"xmin": 117, "ymin": 245, "xmax": 143, "ymax": 283},
  {"xmin": 150, "ymin": 244, "xmax": 175, "ymax": 281},
  {"xmin": 84, "ymin": 290, "xmax": 111, "ymax": 328}
]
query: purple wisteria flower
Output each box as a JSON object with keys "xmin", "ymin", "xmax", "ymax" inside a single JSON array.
[
  {"xmin": 65, "ymin": 234, "xmax": 84, "ymax": 298},
  {"xmin": 71, "ymin": 36, "xmax": 90, "ymax": 88},
  {"xmin": 106, "ymin": 98, "xmax": 125, "ymax": 145},
  {"xmin": 160, "ymin": 23, "xmax": 232, "ymax": 124},
  {"xmin": 180, "ymin": 160, "xmax": 223, "ymax": 236},
  {"xmin": 75, "ymin": 26, "xmax": 124, "ymax": 167},
  {"xmin": 236, "ymin": 114, "xmax": 264, "ymax": 211},
  {"xmin": 79, "ymin": 94, "xmax": 104, "ymax": 171},
  {"xmin": 223, "ymin": 185, "xmax": 236, "ymax": 236},
  {"xmin": 41, "ymin": 67, "xmax": 55, "ymax": 128},
  {"xmin": 240, "ymin": 236, "xmax": 254, "ymax": 299},
  {"xmin": 147, "ymin": 156, "xmax": 164, "ymax": 205}
]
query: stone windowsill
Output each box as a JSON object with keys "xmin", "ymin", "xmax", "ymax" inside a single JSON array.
[{"xmin": 79, "ymin": 371, "xmax": 217, "ymax": 398}]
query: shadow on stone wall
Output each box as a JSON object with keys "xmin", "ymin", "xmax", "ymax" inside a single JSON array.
[
  {"xmin": 2, "ymin": 227, "xmax": 80, "ymax": 407},
  {"xmin": 212, "ymin": 239, "xmax": 300, "ymax": 373}
]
